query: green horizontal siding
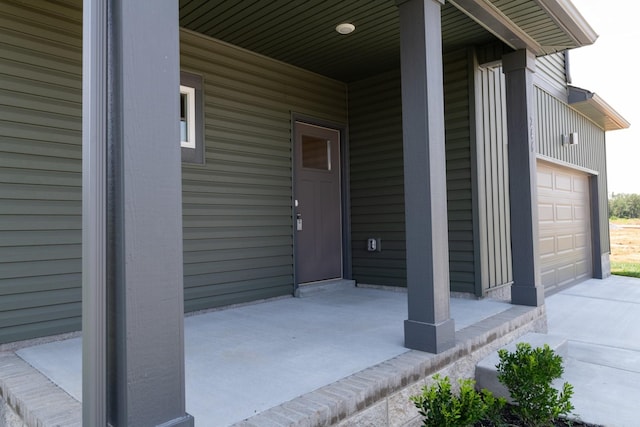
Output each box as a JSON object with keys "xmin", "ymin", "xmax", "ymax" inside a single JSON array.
[
  {"xmin": 180, "ymin": 30, "xmax": 347, "ymax": 312},
  {"xmin": 348, "ymin": 50, "xmax": 477, "ymax": 293},
  {"xmin": 0, "ymin": 0, "xmax": 83, "ymax": 343},
  {"xmin": 348, "ymin": 69, "xmax": 406, "ymax": 286},
  {"xmin": 0, "ymin": 1, "xmax": 348, "ymax": 343},
  {"xmin": 535, "ymin": 52, "xmax": 567, "ymax": 98},
  {"xmin": 444, "ymin": 49, "xmax": 476, "ymax": 294}
]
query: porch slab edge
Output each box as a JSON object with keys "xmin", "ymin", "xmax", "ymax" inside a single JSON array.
[
  {"xmin": 234, "ymin": 304, "xmax": 546, "ymax": 427},
  {"xmin": 0, "ymin": 352, "xmax": 81, "ymax": 427}
]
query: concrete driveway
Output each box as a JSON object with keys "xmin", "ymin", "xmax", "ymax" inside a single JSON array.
[{"xmin": 546, "ymin": 275, "xmax": 640, "ymax": 427}]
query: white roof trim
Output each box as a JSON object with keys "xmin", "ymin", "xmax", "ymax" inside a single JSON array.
[
  {"xmin": 534, "ymin": 0, "xmax": 598, "ymax": 46},
  {"xmin": 449, "ymin": 0, "xmax": 597, "ymax": 56},
  {"xmin": 568, "ymin": 86, "xmax": 630, "ymax": 131}
]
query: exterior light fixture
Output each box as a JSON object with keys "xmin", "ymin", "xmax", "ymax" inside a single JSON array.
[{"xmin": 335, "ymin": 23, "xmax": 355, "ymax": 35}]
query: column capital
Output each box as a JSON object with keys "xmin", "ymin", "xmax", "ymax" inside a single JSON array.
[{"xmin": 502, "ymin": 49, "xmax": 536, "ymax": 74}]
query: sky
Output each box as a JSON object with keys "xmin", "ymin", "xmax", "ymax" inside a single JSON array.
[{"xmin": 569, "ymin": 0, "xmax": 639, "ymax": 195}]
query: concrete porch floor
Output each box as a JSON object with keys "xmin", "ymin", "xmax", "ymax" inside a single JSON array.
[
  {"xmin": 3, "ymin": 277, "xmax": 638, "ymax": 426},
  {"xmin": 2, "ymin": 283, "xmax": 544, "ymax": 427}
]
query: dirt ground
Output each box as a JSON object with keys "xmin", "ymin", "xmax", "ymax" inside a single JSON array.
[{"xmin": 609, "ymin": 218, "xmax": 640, "ymax": 264}]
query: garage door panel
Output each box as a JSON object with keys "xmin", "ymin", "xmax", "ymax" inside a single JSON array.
[
  {"xmin": 555, "ymin": 173, "xmax": 572, "ymax": 191},
  {"xmin": 556, "ymin": 204, "xmax": 573, "ymax": 221},
  {"xmin": 539, "ymin": 236, "xmax": 555, "ymax": 255},
  {"xmin": 573, "ymin": 176, "xmax": 588, "ymax": 193},
  {"xmin": 574, "ymin": 205, "xmax": 587, "ymax": 220},
  {"xmin": 537, "ymin": 161, "xmax": 592, "ymax": 289},
  {"xmin": 537, "ymin": 168, "xmax": 553, "ymax": 188},
  {"xmin": 556, "ymin": 234, "xmax": 575, "ymax": 252},
  {"xmin": 538, "ymin": 203, "xmax": 554, "ymax": 222},
  {"xmin": 575, "ymin": 233, "xmax": 588, "ymax": 249},
  {"xmin": 576, "ymin": 260, "xmax": 590, "ymax": 277},
  {"xmin": 556, "ymin": 264, "xmax": 577, "ymax": 286}
]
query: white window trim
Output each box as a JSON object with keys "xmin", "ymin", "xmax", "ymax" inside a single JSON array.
[{"xmin": 180, "ymin": 85, "xmax": 196, "ymax": 149}]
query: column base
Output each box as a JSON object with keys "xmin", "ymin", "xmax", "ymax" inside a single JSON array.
[
  {"xmin": 511, "ymin": 284, "xmax": 544, "ymax": 307},
  {"xmin": 404, "ymin": 318, "xmax": 455, "ymax": 353},
  {"xmin": 157, "ymin": 414, "xmax": 194, "ymax": 427}
]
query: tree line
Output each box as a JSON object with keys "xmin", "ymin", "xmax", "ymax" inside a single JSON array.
[{"xmin": 609, "ymin": 193, "xmax": 640, "ymax": 219}]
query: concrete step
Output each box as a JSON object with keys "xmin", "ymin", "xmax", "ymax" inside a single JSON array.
[
  {"xmin": 295, "ymin": 279, "xmax": 356, "ymax": 297},
  {"xmin": 475, "ymin": 332, "xmax": 568, "ymax": 400}
]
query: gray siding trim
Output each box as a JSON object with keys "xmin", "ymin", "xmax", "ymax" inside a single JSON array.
[
  {"xmin": 474, "ymin": 62, "xmax": 513, "ymax": 291},
  {"xmin": 535, "ymin": 86, "xmax": 610, "ymax": 255}
]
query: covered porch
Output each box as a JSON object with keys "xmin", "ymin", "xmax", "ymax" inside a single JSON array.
[
  {"xmin": 75, "ymin": 0, "xmax": 597, "ymax": 424},
  {"xmin": 4, "ymin": 284, "xmax": 544, "ymax": 426}
]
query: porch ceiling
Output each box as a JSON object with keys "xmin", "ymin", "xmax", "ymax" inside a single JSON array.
[
  {"xmin": 179, "ymin": 0, "xmax": 496, "ymax": 82},
  {"xmin": 178, "ymin": 0, "xmax": 594, "ymax": 83}
]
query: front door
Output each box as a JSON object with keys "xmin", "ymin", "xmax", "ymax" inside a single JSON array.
[{"xmin": 294, "ymin": 122, "xmax": 342, "ymax": 283}]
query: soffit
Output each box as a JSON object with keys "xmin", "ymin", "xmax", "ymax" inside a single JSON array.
[
  {"xmin": 490, "ymin": 0, "xmax": 575, "ymax": 51},
  {"xmin": 179, "ymin": 0, "xmax": 496, "ymax": 82},
  {"xmin": 179, "ymin": 0, "xmax": 592, "ymax": 82}
]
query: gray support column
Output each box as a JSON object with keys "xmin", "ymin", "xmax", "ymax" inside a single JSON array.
[
  {"xmin": 82, "ymin": 0, "xmax": 194, "ymax": 426},
  {"xmin": 398, "ymin": 0, "xmax": 455, "ymax": 353},
  {"xmin": 502, "ymin": 50, "xmax": 544, "ymax": 307},
  {"xmin": 82, "ymin": 0, "xmax": 107, "ymax": 424}
]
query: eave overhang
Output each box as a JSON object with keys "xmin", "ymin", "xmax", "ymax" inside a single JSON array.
[
  {"xmin": 448, "ymin": 0, "xmax": 598, "ymax": 56},
  {"xmin": 535, "ymin": 0, "xmax": 598, "ymax": 46},
  {"xmin": 569, "ymin": 86, "xmax": 630, "ymax": 131}
]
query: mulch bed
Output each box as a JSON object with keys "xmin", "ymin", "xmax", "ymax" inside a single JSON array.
[{"xmin": 473, "ymin": 404, "xmax": 603, "ymax": 426}]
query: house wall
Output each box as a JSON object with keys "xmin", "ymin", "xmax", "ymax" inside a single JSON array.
[
  {"xmin": 179, "ymin": 30, "xmax": 347, "ymax": 312},
  {"xmin": 472, "ymin": 51, "xmax": 609, "ymax": 295},
  {"xmin": 348, "ymin": 70, "xmax": 406, "ymax": 286},
  {"xmin": 0, "ymin": 1, "xmax": 348, "ymax": 343},
  {"xmin": 348, "ymin": 49, "xmax": 477, "ymax": 294},
  {"xmin": 534, "ymin": 86, "xmax": 609, "ymax": 254},
  {"xmin": 0, "ymin": 1, "xmax": 83, "ymax": 343}
]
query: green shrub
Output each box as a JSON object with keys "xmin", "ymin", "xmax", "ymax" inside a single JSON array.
[
  {"xmin": 411, "ymin": 374, "xmax": 505, "ymax": 427},
  {"xmin": 497, "ymin": 343, "xmax": 574, "ymax": 427}
]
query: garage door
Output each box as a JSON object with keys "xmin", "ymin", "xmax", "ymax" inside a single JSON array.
[{"xmin": 537, "ymin": 161, "xmax": 592, "ymax": 289}]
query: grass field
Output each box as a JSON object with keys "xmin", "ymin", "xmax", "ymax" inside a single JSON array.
[{"xmin": 609, "ymin": 218, "xmax": 640, "ymax": 278}]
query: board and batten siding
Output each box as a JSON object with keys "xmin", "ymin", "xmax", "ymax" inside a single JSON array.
[
  {"xmin": 535, "ymin": 86, "xmax": 609, "ymax": 254},
  {"xmin": 348, "ymin": 49, "xmax": 477, "ymax": 294},
  {"xmin": 179, "ymin": 30, "xmax": 347, "ymax": 312},
  {"xmin": 0, "ymin": 0, "xmax": 83, "ymax": 343},
  {"xmin": 474, "ymin": 63, "xmax": 513, "ymax": 291},
  {"xmin": 348, "ymin": 70, "xmax": 406, "ymax": 286}
]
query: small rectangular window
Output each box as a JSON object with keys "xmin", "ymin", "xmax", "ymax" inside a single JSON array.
[
  {"xmin": 180, "ymin": 72, "xmax": 204, "ymax": 164},
  {"xmin": 180, "ymin": 85, "xmax": 196, "ymax": 149}
]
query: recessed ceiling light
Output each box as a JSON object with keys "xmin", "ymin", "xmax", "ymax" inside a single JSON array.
[{"xmin": 335, "ymin": 23, "xmax": 355, "ymax": 35}]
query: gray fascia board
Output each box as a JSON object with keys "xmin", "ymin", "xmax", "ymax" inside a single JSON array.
[{"xmin": 533, "ymin": 0, "xmax": 598, "ymax": 46}]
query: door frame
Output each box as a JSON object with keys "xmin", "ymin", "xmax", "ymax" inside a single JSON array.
[{"xmin": 291, "ymin": 114, "xmax": 351, "ymax": 292}]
